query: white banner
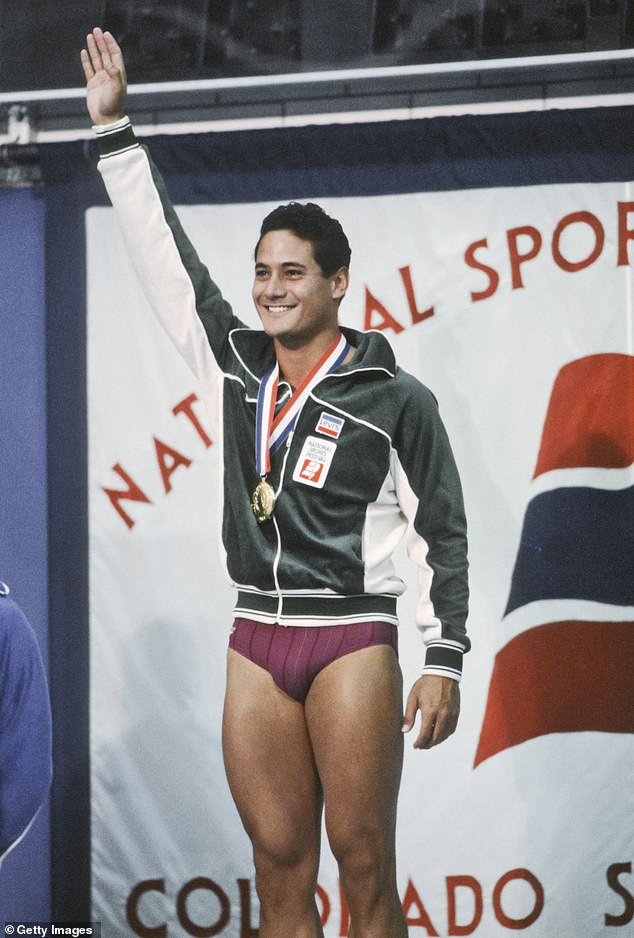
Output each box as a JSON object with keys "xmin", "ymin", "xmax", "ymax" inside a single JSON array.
[{"xmin": 88, "ymin": 179, "xmax": 634, "ymax": 936}]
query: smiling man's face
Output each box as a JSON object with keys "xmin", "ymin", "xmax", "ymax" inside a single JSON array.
[{"xmin": 252, "ymin": 229, "xmax": 347, "ymax": 347}]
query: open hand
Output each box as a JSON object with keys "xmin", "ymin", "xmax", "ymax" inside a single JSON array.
[
  {"xmin": 402, "ymin": 674, "xmax": 460, "ymax": 749},
  {"xmin": 81, "ymin": 27, "xmax": 126, "ymax": 126}
]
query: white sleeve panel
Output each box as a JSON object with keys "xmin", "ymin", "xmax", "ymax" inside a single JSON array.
[
  {"xmin": 391, "ymin": 448, "xmax": 443, "ymax": 639},
  {"xmin": 361, "ymin": 468, "xmax": 409, "ymax": 597},
  {"xmin": 98, "ymin": 146, "xmax": 225, "ymax": 432}
]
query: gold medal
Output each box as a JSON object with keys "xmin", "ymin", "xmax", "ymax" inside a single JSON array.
[
  {"xmin": 251, "ymin": 477, "xmax": 276, "ymax": 523},
  {"xmin": 253, "ymin": 335, "xmax": 349, "ymax": 524}
]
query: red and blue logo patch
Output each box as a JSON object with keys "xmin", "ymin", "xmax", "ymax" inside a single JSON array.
[{"xmin": 316, "ymin": 411, "xmax": 344, "ymax": 439}]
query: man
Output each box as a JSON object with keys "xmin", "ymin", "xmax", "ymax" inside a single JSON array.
[
  {"xmin": 82, "ymin": 28, "xmax": 469, "ymax": 937},
  {"xmin": 0, "ymin": 581, "xmax": 53, "ymax": 866}
]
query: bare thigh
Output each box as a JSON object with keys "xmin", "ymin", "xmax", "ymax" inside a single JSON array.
[
  {"xmin": 305, "ymin": 644, "xmax": 404, "ymax": 872},
  {"xmin": 222, "ymin": 648, "xmax": 323, "ymax": 868}
]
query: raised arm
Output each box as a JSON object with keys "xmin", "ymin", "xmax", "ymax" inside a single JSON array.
[{"xmin": 80, "ymin": 28, "xmax": 244, "ymax": 386}]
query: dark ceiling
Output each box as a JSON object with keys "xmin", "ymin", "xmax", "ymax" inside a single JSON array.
[{"xmin": 1, "ymin": 0, "xmax": 633, "ymax": 93}]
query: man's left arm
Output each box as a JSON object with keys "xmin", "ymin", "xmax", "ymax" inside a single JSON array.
[{"xmin": 391, "ymin": 382, "xmax": 469, "ymax": 749}]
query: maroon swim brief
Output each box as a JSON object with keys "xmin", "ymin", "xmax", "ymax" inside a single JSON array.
[{"xmin": 229, "ymin": 618, "xmax": 398, "ymax": 703}]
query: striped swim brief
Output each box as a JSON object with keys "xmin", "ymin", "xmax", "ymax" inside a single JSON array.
[{"xmin": 229, "ymin": 618, "xmax": 399, "ymax": 703}]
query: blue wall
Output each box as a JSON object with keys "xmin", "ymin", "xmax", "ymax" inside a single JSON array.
[{"xmin": 0, "ymin": 187, "xmax": 51, "ymax": 918}]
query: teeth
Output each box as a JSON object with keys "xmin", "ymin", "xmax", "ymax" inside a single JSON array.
[{"xmin": 268, "ymin": 305, "xmax": 292, "ymax": 312}]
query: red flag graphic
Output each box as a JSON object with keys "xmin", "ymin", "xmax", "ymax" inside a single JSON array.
[{"xmin": 475, "ymin": 354, "xmax": 634, "ymax": 766}]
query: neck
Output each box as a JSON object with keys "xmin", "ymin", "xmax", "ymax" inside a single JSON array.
[{"xmin": 274, "ymin": 328, "xmax": 342, "ymax": 388}]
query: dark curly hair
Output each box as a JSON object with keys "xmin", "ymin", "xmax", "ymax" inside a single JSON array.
[{"xmin": 255, "ymin": 202, "xmax": 351, "ymax": 277}]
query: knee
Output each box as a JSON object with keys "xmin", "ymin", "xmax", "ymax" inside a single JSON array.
[
  {"xmin": 255, "ymin": 826, "xmax": 312, "ymax": 873},
  {"xmin": 329, "ymin": 824, "xmax": 396, "ymax": 895},
  {"xmin": 252, "ymin": 826, "xmax": 319, "ymax": 904}
]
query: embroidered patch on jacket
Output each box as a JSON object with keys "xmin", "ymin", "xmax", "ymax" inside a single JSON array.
[
  {"xmin": 292, "ymin": 436, "xmax": 337, "ymax": 489},
  {"xmin": 315, "ymin": 411, "xmax": 345, "ymax": 439}
]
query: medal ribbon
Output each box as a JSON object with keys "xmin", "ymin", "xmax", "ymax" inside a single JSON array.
[{"xmin": 255, "ymin": 332, "xmax": 350, "ymax": 477}]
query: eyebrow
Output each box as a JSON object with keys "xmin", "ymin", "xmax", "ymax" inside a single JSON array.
[{"xmin": 254, "ymin": 261, "xmax": 309, "ymax": 270}]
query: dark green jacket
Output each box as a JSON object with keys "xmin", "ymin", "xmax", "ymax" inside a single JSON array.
[{"xmin": 97, "ymin": 118, "xmax": 470, "ymax": 678}]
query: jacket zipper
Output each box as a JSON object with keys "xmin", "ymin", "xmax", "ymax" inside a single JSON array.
[{"xmin": 272, "ymin": 430, "xmax": 294, "ymax": 622}]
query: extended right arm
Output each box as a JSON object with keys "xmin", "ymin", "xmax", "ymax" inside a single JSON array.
[{"xmin": 82, "ymin": 28, "xmax": 242, "ymax": 378}]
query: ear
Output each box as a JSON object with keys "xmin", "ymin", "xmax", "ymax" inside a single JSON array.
[{"xmin": 331, "ymin": 266, "xmax": 349, "ymax": 300}]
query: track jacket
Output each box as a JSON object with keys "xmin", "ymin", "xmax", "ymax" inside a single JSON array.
[{"xmin": 96, "ymin": 117, "xmax": 470, "ymax": 680}]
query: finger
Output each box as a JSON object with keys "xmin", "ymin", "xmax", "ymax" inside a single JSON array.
[
  {"xmin": 80, "ymin": 48, "xmax": 95, "ymax": 82},
  {"xmin": 401, "ymin": 691, "xmax": 417, "ymax": 733},
  {"xmin": 105, "ymin": 33, "xmax": 127, "ymax": 86},
  {"xmin": 419, "ymin": 717, "xmax": 447, "ymax": 749},
  {"xmin": 86, "ymin": 32, "xmax": 104, "ymax": 74},
  {"xmin": 427, "ymin": 705, "xmax": 459, "ymax": 748},
  {"xmin": 430, "ymin": 713, "xmax": 451, "ymax": 747},
  {"xmin": 413, "ymin": 709, "xmax": 436, "ymax": 749},
  {"xmin": 94, "ymin": 27, "xmax": 117, "ymax": 73},
  {"xmin": 104, "ymin": 30, "xmax": 125, "ymax": 71}
]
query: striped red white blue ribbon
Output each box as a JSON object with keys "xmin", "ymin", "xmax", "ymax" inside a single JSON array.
[{"xmin": 255, "ymin": 332, "xmax": 350, "ymax": 477}]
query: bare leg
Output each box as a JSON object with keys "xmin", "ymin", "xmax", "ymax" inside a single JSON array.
[
  {"xmin": 305, "ymin": 645, "xmax": 408, "ymax": 938},
  {"xmin": 222, "ymin": 649, "xmax": 325, "ymax": 938}
]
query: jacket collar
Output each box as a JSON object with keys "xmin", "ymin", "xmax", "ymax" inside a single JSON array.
[{"xmin": 228, "ymin": 326, "xmax": 396, "ymax": 384}]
